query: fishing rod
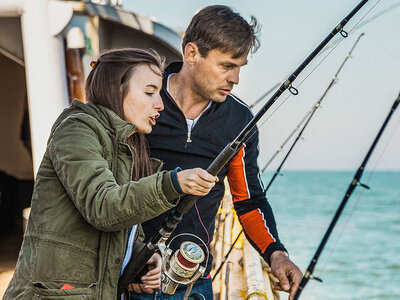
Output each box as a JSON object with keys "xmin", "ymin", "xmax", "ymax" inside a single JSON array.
[
  {"xmin": 212, "ymin": 32, "xmax": 365, "ymax": 280},
  {"xmin": 264, "ymin": 33, "xmax": 365, "ymax": 191},
  {"xmin": 249, "ymin": 82, "xmax": 281, "ymax": 109},
  {"xmin": 117, "ymin": 1, "xmax": 370, "ymax": 297},
  {"xmin": 211, "ymin": 227, "xmax": 243, "ymax": 282},
  {"xmin": 249, "ymin": 1, "xmax": 395, "ymax": 109},
  {"xmin": 261, "ymin": 110, "xmax": 310, "ymax": 173},
  {"xmin": 293, "ymin": 92, "xmax": 400, "ymax": 300}
]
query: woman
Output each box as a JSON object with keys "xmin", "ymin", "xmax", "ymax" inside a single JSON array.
[{"xmin": 4, "ymin": 48, "xmax": 218, "ymax": 299}]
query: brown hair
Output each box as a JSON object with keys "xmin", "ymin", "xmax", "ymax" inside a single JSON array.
[
  {"xmin": 182, "ymin": 5, "xmax": 260, "ymax": 58},
  {"xmin": 85, "ymin": 48, "xmax": 164, "ymax": 180}
]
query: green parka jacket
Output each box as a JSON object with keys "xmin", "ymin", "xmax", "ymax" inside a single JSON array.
[{"xmin": 4, "ymin": 100, "xmax": 181, "ymax": 299}]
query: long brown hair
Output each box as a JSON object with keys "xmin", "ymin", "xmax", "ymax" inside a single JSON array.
[{"xmin": 85, "ymin": 48, "xmax": 164, "ymax": 180}]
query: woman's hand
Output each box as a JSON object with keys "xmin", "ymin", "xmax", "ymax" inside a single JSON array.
[
  {"xmin": 177, "ymin": 168, "xmax": 219, "ymax": 196},
  {"xmin": 128, "ymin": 253, "xmax": 162, "ymax": 294}
]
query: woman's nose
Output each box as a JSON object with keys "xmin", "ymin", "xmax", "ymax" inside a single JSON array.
[{"xmin": 154, "ymin": 93, "xmax": 164, "ymax": 111}]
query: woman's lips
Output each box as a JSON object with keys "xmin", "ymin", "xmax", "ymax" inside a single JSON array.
[{"xmin": 149, "ymin": 114, "xmax": 159, "ymax": 126}]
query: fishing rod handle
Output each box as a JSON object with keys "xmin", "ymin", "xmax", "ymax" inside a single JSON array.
[
  {"xmin": 117, "ymin": 242, "xmax": 158, "ymax": 297},
  {"xmin": 175, "ymin": 143, "xmax": 238, "ymax": 215},
  {"xmin": 148, "ymin": 143, "xmax": 239, "ymax": 245}
]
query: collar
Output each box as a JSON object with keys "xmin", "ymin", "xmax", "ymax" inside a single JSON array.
[
  {"xmin": 162, "ymin": 62, "xmax": 218, "ymax": 113},
  {"xmin": 71, "ymin": 100, "xmax": 136, "ymax": 141}
]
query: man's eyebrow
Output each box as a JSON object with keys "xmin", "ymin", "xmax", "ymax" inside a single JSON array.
[
  {"xmin": 222, "ymin": 60, "xmax": 248, "ymax": 67},
  {"xmin": 222, "ymin": 62, "xmax": 238, "ymax": 67}
]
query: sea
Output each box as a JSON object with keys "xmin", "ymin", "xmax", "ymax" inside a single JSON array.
[{"xmin": 261, "ymin": 171, "xmax": 400, "ymax": 300}]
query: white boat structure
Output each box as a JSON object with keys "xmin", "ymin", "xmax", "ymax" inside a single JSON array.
[
  {"xmin": 0, "ymin": 0, "xmax": 181, "ymax": 177},
  {"xmin": 210, "ymin": 182, "xmax": 279, "ymax": 300},
  {"xmin": 0, "ymin": 1, "xmax": 278, "ymax": 298}
]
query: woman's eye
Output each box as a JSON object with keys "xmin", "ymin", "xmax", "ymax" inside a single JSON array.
[{"xmin": 146, "ymin": 92, "xmax": 154, "ymax": 96}]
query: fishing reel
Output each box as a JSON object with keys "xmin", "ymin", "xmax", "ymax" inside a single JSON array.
[{"xmin": 158, "ymin": 233, "xmax": 209, "ymax": 300}]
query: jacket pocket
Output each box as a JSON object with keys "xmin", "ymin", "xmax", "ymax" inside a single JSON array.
[
  {"xmin": 30, "ymin": 235, "xmax": 99, "ymax": 284},
  {"xmin": 32, "ymin": 281, "xmax": 96, "ymax": 299}
]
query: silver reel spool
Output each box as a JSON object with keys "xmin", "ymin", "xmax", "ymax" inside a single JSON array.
[{"xmin": 159, "ymin": 233, "xmax": 209, "ymax": 299}]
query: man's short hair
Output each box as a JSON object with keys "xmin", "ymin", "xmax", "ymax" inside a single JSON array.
[{"xmin": 182, "ymin": 5, "xmax": 260, "ymax": 58}]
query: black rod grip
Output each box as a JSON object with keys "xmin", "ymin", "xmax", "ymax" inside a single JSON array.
[
  {"xmin": 176, "ymin": 143, "xmax": 238, "ymax": 215},
  {"xmin": 206, "ymin": 143, "xmax": 238, "ymax": 175},
  {"xmin": 117, "ymin": 243, "xmax": 157, "ymax": 297}
]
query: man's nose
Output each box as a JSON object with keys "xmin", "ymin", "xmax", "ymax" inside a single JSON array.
[{"xmin": 227, "ymin": 68, "xmax": 239, "ymax": 85}]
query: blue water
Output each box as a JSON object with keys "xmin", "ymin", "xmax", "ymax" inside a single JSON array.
[{"xmin": 262, "ymin": 171, "xmax": 400, "ymax": 300}]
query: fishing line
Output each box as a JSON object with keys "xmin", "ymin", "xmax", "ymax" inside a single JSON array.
[
  {"xmin": 194, "ymin": 202, "xmax": 210, "ymax": 245},
  {"xmin": 348, "ymin": 0, "xmax": 383, "ymax": 33},
  {"xmin": 370, "ymin": 35, "xmax": 400, "ymax": 64},
  {"xmin": 330, "ymin": 100, "xmax": 400, "ymax": 245},
  {"xmin": 369, "ymin": 109, "xmax": 400, "ymax": 172},
  {"xmin": 261, "ymin": 110, "xmax": 312, "ymax": 173},
  {"xmin": 293, "ymin": 93, "xmax": 400, "ymax": 299},
  {"xmin": 214, "ymin": 212, "xmax": 239, "ymax": 249},
  {"xmin": 352, "ymin": 1, "xmax": 400, "ymax": 30},
  {"xmin": 240, "ymin": 0, "xmax": 381, "ymax": 151},
  {"xmin": 290, "ymin": 28, "xmax": 400, "ymax": 295},
  {"xmin": 239, "ymin": 42, "xmax": 340, "ymax": 154},
  {"xmin": 249, "ymin": 0, "xmax": 389, "ymax": 109},
  {"xmin": 305, "ymin": 102, "xmax": 400, "ymax": 298}
]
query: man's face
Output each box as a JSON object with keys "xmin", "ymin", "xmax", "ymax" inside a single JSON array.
[{"xmin": 191, "ymin": 48, "xmax": 248, "ymax": 103}]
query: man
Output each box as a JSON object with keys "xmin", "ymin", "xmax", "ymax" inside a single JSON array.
[{"xmin": 132, "ymin": 5, "xmax": 302, "ymax": 300}]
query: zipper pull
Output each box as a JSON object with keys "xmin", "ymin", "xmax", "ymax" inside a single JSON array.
[
  {"xmin": 186, "ymin": 131, "xmax": 192, "ymax": 143},
  {"xmin": 185, "ymin": 119, "xmax": 194, "ymax": 148}
]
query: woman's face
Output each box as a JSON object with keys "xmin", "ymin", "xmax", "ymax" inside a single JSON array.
[{"xmin": 123, "ymin": 64, "xmax": 164, "ymax": 134}]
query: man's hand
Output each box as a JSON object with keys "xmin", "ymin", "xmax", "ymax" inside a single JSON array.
[
  {"xmin": 128, "ymin": 253, "xmax": 162, "ymax": 294},
  {"xmin": 270, "ymin": 251, "xmax": 303, "ymax": 300}
]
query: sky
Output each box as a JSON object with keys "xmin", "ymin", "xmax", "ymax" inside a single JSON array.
[{"xmin": 124, "ymin": 0, "xmax": 400, "ymax": 171}]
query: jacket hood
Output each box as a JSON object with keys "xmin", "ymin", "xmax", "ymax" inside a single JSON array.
[
  {"xmin": 53, "ymin": 100, "xmax": 136, "ymax": 142},
  {"xmin": 163, "ymin": 61, "xmax": 183, "ymax": 76}
]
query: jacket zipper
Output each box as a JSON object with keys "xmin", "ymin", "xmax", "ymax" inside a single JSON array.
[
  {"xmin": 185, "ymin": 120, "xmax": 194, "ymax": 148},
  {"xmin": 186, "ymin": 131, "xmax": 192, "ymax": 143},
  {"xmin": 103, "ymin": 139, "xmax": 125, "ymax": 299},
  {"xmin": 163, "ymin": 80, "xmax": 214, "ymax": 148},
  {"xmin": 184, "ymin": 103, "xmax": 213, "ymax": 148}
]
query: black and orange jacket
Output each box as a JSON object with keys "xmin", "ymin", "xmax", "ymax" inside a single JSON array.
[{"xmin": 143, "ymin": 62, "xmax": 287, "ymax": 273}]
